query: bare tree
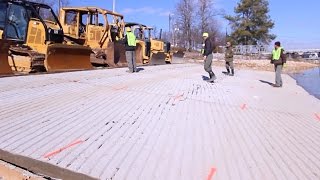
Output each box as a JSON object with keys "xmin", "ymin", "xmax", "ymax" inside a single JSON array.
[
  {"xmin": 198, "ymin": 0, "xmax": 214, "ymax": 34},
  {"xmin": 175, "ymin": 0, "xmax": 195, "ymax": 51},
  {"xmin": 161, "ymin": 31, "xmax": 170, "ymax": 42},
  {"xmin": 29, "ymin": 0, "xmax": 70, "ymax": 10},
  {"xmin": 174, "ymin": 0, "xmax": 224, "ymax": 51},
  {"xmin": 152, "ymin": 26, "xmax": 159, "ymax": 39},
  {"xmin": 196, "ymin": 0, "xmax": 225, "ymax": 50},
  {"xmin": 29, "ymin": 0, "xmax": 70, "ymax": 17}
]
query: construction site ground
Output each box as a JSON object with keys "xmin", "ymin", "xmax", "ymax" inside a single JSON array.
[{"xmin": 0, "ymin": 61, "xmax": 320, "ymax": 180}]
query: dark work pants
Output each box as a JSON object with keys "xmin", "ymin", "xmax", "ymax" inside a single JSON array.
[
  {"xmin": 204, "ymin": 53, "xmax": 213, "ymax": 73},
  {"xmin": 126, "ymin": 51, "xmax": 137, "ymax": 72},
  {"xmin": 274, "ymin": 64, "xmax": 283, "ymax": 86},
  {"xmin": 225, "ymin": 61, "xmax": 234, "ymax": 70}
]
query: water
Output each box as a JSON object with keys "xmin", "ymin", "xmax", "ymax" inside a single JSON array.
[{"xmin": 290, "ymin": 67, "xmax": 320, "ymax": 99}]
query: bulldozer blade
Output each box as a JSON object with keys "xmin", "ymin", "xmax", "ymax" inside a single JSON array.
[
  {"xmin": 135, "ymin": 44, "xmax": 144, "ymax": 65},
  {"xmin": 105, "ymin": 42, "xmax": 127, "ymax": 67},
  {"xmin": 45, "ymin": 44, "xmax": 93, "ymax": 72},
  {"xmin": 173, "ymin": 50, "xmax": 185, "ymax": 58},
  {"xmin": 150, "ymin": 52, "xmax": 167, "ymax": 65},
  {"xmin": 165, "ymin": 53, "xmax": 173, "ymax": 64},
  {"xmin": 0, "ymin": 40, "xmax": 13, "ymax": 75}
]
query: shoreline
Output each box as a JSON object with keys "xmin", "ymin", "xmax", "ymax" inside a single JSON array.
[{"xmin": 289, "ymin": 67, "xmax": 320, "ymax": 100}]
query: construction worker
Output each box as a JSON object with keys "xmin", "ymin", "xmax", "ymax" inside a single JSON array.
[
  {"xmin": 225, "ymin": 42, "xmax": 234, "ymax": 76},
  {"xmin": 271, "ymin": 41, "xmax": 286, "ymax": 87},
  {"xmin": 202, "ymin": 32, "xmax": 217, "ymax": 82},
  {"xmin": 124, "ymin": 27, "xmax": 137, "ymax": 73}
]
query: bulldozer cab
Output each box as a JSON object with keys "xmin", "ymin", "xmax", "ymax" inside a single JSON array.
[
  {"xmin": 1, "ymin": 1, "xmax": 29, "ymax": 43},
  {"xmin": 124, "ymin": 23, "xmax": 151, "ymax": 64},
  {"xmin": 124, "ymin": 22, "xmax": 170, "ymax": 65},
  {"xmin": 125, "ymin": 23, "xmax": 150, "ymax": 41},
  {"xmin": 3, "ymin": 1, "xmax": 64, "ymax": 52},
  {"xmin": 60, "ymin": 7, "xmax": 125, "ymax": 48},
  {"xmin": 145, "ymin": 26, "xmax": 172, "ymax": 65}
]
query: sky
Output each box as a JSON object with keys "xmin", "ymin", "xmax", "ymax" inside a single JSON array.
[{"xmin": 69, "ymin": 0, "xmax": 320, "ymax": 50}]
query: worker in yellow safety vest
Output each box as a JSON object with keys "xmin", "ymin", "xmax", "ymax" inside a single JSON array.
[
  {"xmin": 124, "ymin": 27, "xmax": 138, "ymax": 73},
  {"xmin": 271, "ymin": 41, "xmax": 286, "ymax": 87}
]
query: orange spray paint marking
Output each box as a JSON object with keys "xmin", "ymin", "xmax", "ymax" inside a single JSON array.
[
  {"xmin": 173, "ymin": 93, "xmax": 184, "ymax": 101},
  {"xmin": 172, "ymin": 93, "xmax": 185, "ymax": 105},
  {"xmin": 44, "ymin": 140, "xmax": 84, "ymax": 159},
  {"xmin": 112, "ymin": 85, "xmax": 128, "ymax": 91},
  {"xmin": 241, "ymin": 104, "xmax": 247, "ymax": 110},
  {"xmin": 207, "ymin": 167, "xmax": 217, "ymax": 180},
  {"xmin": 315, "ymin": 113, "xmax": 320, "ymax": 121}
]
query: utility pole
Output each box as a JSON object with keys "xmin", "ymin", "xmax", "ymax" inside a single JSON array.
[
  {"xmin": 113, "ymin": 0, "xmax": 116, "ymax": 12},
  {"xmin": 169, "ymin": 13, "xmax": 174, "ymax": 43},
  {"xmin": 169, "ymin": 14, "xmax": 171, "ymax": 36},
  {"xmin": 58, "ymin": 0, "xmax": 61, "ymax": 16}
]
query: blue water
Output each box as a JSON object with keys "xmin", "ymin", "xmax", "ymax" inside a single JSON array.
[{"xmin": 291, "ymin": 67, "xmax": 320, "ymax": 99}]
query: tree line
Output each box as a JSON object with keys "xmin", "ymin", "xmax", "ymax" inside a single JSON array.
[
  {"xmin": 170, "ymin": 0, "xmax": 225, "ymax": 51},
  {"xmin": 171, "ymin": 0, "xmax": 275, "ymax": 51}
]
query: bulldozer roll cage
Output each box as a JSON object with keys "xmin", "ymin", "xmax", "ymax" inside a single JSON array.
[{"xmin": 3, "ymin": 0, "xmax": 64, "ymax": 44}]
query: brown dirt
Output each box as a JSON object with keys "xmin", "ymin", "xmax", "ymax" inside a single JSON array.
[
  {"xmin": 184, "ymin": 52, "xmax": 319, "ymax": 73},
  {"xmin": 214, "ymin": 60, "xmax": 318, "ymax": 73},
  {"xmin": 0, "ymin": 160, "xmax": 46, "ymax": 180}
]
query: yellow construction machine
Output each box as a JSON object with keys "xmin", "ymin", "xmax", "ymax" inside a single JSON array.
[
  {"xmin": 59, "ymin": 7, "xmax": 127, "ymax": 67},
  {"xmin": 125, "ymin": 23, "xmax": 172, "ymax": 65},
  {"xmin": 0, "ymin": 0, "xmax": 92, "ymax": 73}
]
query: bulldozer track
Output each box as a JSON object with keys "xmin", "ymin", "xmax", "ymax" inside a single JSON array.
[{"xmin": 9, "ymin": 47, "xmax": 46, "ymax": 73}]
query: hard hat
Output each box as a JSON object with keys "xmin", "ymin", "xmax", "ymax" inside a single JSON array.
[
  {"xmin": 202, "ymin": 32, "xmax": 209, "ymax": 37},
  {"xmin": 126, "ymin": 27, "xmax": 132, "ymax": 32}
]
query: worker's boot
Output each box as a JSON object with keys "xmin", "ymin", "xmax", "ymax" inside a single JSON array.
[
  {"xmin": 230, "ymin": 69, "xmax": 234, "ymax": 76},
  {"xmin": 226, "ymin": 68, "xmax": 230, "ymax": 75},
  {"xmin": 207, "ymin": 71, "xmax": 217, "ymax": 82}
]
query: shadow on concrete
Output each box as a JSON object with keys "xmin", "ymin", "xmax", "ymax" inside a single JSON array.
[
  {"xmin": 202, "ymin": 75, "xmax": 210, "ymax": 81},
  {"xmin": 136, "ymin": 68, "xmax": 145, "ymax": 72},
  {"xmin": 259, "ymin": 80, "xmax": 274, "ymax": 86}
]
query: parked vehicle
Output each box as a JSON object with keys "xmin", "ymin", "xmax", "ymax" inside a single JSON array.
[{"xmin": 302, "ymin": 52, "xmax": 319, "ymax": 60}]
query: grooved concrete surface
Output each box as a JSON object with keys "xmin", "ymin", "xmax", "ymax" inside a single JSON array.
[{"xmin": 0, "ymin": 63, "xmax": 320, "ymax": 180}]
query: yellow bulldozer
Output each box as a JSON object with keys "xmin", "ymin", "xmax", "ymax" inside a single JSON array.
[
  {"xmin": 59, "ymin": 7, "xmax": 127, "ymax": 67},
  {"xmin": 125, "ymin": 22, "xmax": 172, "ymax": 65},
  {"xmin": 0, "ymin": 0, "xmax": 92, "ymax": 73}
]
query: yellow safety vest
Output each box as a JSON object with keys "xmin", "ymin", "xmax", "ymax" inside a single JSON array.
[
  {"xmin": 127, "ymin": 32, "xmax": 136, "ymax": 47},
  {"xmin": 272, "ymin": 47, "xmax": 283, "ymax": 60},
  {"xmin": 201, "ymin": 43, "xmax": 205, "ymax": 54}
]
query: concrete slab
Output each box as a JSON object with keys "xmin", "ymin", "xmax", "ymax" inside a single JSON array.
[{"xmin": 0, "ymin": 63, "xmax": 319, "ymax": 180}]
